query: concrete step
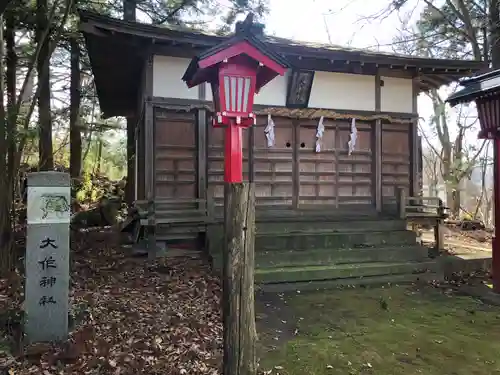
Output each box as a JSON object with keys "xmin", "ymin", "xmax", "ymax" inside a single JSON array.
[
  {"xmin": 256, "ymin": 271, "xmax": 443, "ymax": 293},
  {"xmin": 254, "ymin": 261, "xmax": 439, "ymax": 284},
  {"xmin": 252, "ymin": 230, "xmax": 417, "ymax": 252},
  {"xmin": 212, "ymin": 245, "xmax": 430, "ymax": 269},
  {"xmin": 255, "ymin": 219, "xmax": 407, "ymax": 234}
]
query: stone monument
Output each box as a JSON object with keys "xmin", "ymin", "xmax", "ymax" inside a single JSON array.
[{"xmin": 25, "ymin": 171, "xmax": 70, "ymax": 343}]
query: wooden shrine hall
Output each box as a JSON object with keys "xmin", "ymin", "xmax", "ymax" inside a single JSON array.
[{"xmin": 79, "ymin": 10, "xmax": 487, "ymax": 289}]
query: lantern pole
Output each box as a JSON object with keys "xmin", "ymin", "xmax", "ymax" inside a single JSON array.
[
  {"xmin": 224, "ymin": 122, "xmax": 244, "ymax": 183},
  {"xmin": 181, "ymin": 14, "xmax": 289, "ymax": 373},
  {"xmin": 222, "ymin": 118, "xmax": 257, "ymax": 375}
]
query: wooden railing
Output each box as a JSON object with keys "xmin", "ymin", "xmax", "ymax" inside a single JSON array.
[
  {"xmin": 135, "ymin": 198, "xmax": 214, "ymax": 226},
  {"xmin": 395, "ymin": 187, "xmax": 448, "ymax": 255},
  {"xmin": 133, "ymin": 198, "xmax": 215, "ymax": 257}
]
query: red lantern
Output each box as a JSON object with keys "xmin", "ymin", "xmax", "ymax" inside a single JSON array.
[{"xmin": 182, "ymin": 14, "xmax": 289, "ymax": 183}]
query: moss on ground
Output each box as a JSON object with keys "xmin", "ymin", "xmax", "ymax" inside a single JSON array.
[{"xmin": 258, "ymin": 285, "xmax": 500, "ymax": 375}]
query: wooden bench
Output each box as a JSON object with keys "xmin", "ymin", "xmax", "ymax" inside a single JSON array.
[
  {"xmin": 395, "ymin": 188, "xmax": 448, "ymax": 255},
  {"xmin": 133, "ymin": 198, "xmax": 215, "ymax": 258}
]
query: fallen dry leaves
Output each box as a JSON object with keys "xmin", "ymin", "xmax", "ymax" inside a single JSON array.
[{"xmin": 0, "ymin": 228, "xmax": 223, "ymax": 374}]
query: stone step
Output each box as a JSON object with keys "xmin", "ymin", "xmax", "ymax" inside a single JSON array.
[
  {"xmin": 252, "ymin": 230, "xmax": 417, "ymax": 252},
  {"xmin": 255, "ymin": 219, "xmax": 407, "ymax": 234},
  {"xmin": 256, "ymin": 271, "xmax": 443, "ymax": 293},
  {"xmin": 254, "ymin": 261, "xmax": 439, "ymax": 284},
  {"xmin": 212, "ymin": 245, "xmax": 430, "ymax": 269}
]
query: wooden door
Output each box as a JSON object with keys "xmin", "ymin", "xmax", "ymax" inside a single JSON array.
[{"xmin": 154, "ymin": 110, "xmax": 197, "ymax": 199}]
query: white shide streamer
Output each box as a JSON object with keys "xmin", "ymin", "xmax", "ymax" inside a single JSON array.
[
  {"xmin": 315, "ymin": 116, "xmax": 325, "ymax": 152},
  {"xmin": 348, "ymin": 118, "xmax": 358, "ymax": 156},
  {"xmin": 265, "ymin": 114, "xmax": 275, "ymax": 147}
]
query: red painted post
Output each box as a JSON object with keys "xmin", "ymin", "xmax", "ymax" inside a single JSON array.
[
  {"xmin": 493, "ymin": 138, "xmax": 500, "ymax": 292},
  {"xmin": 224, "ymin": 122, "xmax": 244, "ymax": 183}
]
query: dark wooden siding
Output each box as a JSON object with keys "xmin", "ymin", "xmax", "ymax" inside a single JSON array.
[
  {"xmin": 154, "ymin": 109, "xmax": 197, "ymax": 199},
  {"xmin": 381, "ymin": 122, "xmax": 411, "ymax": 198}
]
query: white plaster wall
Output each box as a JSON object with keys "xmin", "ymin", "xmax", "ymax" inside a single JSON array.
[
  {"xmin": 152, "ymin": 55, "xmax": 414, "ymax": 114},
  {"xmin": 380, "ymin": 76, "xmax": 413, "ymax": 113},
  {"xmin": 309, "ymin": 72, "xmax": 376, "ymax": 111},
  {"xmin": 152, "ymin": 56, "xmax": 199, "ymax": 99},
  {"xmin": 153, "ymin": 55, "xmax": 287, "ymax": 105}
]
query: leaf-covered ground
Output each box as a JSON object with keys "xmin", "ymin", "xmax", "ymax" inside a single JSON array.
[
  {"xmin": 1, "ymin": 228, "xmax": 499, "ymax": 375},
  {"xmin": 0, "ymin": 229, "xmax": 223, "ymax": 374}
]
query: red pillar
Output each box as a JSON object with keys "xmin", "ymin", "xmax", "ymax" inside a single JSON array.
[
  {"xmin": 224, "ymin": 122, "xmax": 243, "ymax": 183},
  {"xmin": 493, "ymin": 138, "xmax": 500, "ymax": 292}
]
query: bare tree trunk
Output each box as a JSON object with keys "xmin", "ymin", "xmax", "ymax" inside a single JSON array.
[
  {"xmin": 69, "ymin": 36, "xmax": 82, "ymax": 187},
  {"xmin": 0, "ymin": 14, "xmax": 14, "ymax": 277},
  {"xmin": 37, "ymin": 0, "xmax": 54, "ymax": 171},
  {"xmin": 5, "ymin": 12, "xmax": 18, "ymax": 206},
  {"xmin": 490, "ymin": 0, "xmax": 500, "ymax": 68}
]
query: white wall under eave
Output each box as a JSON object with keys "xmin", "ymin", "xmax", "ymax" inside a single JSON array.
[
  {"xmin": 380, "ymin": 76, "xmax": 413, "ymax": 113},
  {"xmin": 153, "ymin": 55, "xmax": 288, "ymax": 106},
  {"xmin": 309, "ymin": 72, "xmax": 376, "ymax": 111},
  {"xmin": 153, "ymin": 56, "xmax": 199, "ymax": 99}
]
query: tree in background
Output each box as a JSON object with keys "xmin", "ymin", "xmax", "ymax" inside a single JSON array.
[{"xmin": 367, "ymin": 0, "xmax": 494, "ymax": 218}]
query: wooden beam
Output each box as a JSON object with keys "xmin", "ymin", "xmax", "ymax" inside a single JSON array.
[
  {"xmin": 144, "ymin": 54, "xmax": 155, "ymax": 200},
  {"xmin": 150, "ymin": 96, "xmax": 419, "ymax": 120},
  {"xmin": 410, "ymin": 78, "xmax": 419, "ymax": 197},
  {"xmin": 292, "ymin": 120, "xmax": 299, "ymax": 209},
  {"xmin": 248, "ymin": 126, "xmax": 255, "ymax": 182},
  {"xmin": 145, "ymin": 101, "xmax": 155, "ymax": 199},
  {"xmin": 373, "ymin": 71, "xmax": 382, "ymax": 212},
  {"xmin": 197, "ymin": 109, "xmax": 208, "ymax": 202},
  {"xmin": 222, "ymin": 182, "xmax": 257, "ymax": 375}
]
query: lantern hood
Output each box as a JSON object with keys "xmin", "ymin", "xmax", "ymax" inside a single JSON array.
[
  {"xmin": 182, "ymin": 13, "xmax": 290, "ymax": 93},
  {"xmin": 446, "ymin": 69, "xmax": 500, "ymax": 107}
]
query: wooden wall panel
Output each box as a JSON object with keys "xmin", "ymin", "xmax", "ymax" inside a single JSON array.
[
  {"xmin": 336, "ymin": 121, "xmax": 373, "ymax": 205},
  {"xmin": 207, "ymin": 115, "xmax": 294, "ymax": 208},
  {"xmin": 298, "ymin": 119, "xmax": 336, "ymax": 206},
  {"xmin": 297, "ymin": 119, "xmax": 373, "ymax": 207},
  {"xmin": 253, "ymin": 116, "xmax": 294, "ymax": 207},
  {"xmin": 381, "ymin": 123, "xmax": 410, "ymax": 198},
  {"xmin": 155, "ymin": 110, "xmax": 197, "ymax": 198}
]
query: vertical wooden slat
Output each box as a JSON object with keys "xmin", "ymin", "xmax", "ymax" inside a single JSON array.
[
  {"xmin": 373, "ymin": 120, "xmax": 382, "ymax": 211},
  {"xmin": 373, "ymin": 70, "xmax": 382, "ymax": 211},
  {"xmin": 144, "ymin": 53, "xmax": 155, "ymax": 201},
  {"xmin": 145, "ymin": 103, "xmax": 155, "ymax": 199},
  {"xmin": 292, "ymin": 119, "xmax": 299, "ymax": 209},
  {"xmin": 410, "ymin": 78, "xmax": 419, "ymax": 197},
  {"xmin": 197, "ymin": 109, "xmax": 207, "ymax": 201},
  {"xmin": 248, "ymin": 125, "xmax": 254, "ymax": 182},
  {"xmin": 334, "ymin": 122, "xmax": 340, "ymax": 208}
]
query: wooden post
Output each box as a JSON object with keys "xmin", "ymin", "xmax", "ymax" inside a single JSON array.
[
  {"xmin": 223, "ymin": 182, "xmax": 257, "ymax": 375},
  {"xmin": 432, "ymin": 198, "xmax": 445, "ymax": 257},
  {"xmin": 396, "ymin": 187, "xmax": 406, "ymax": 219}
]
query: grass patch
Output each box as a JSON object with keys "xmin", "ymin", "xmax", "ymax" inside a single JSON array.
[{"xmin": 258, "ymin": 285, "xmax": 500, "ymax": 375}]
